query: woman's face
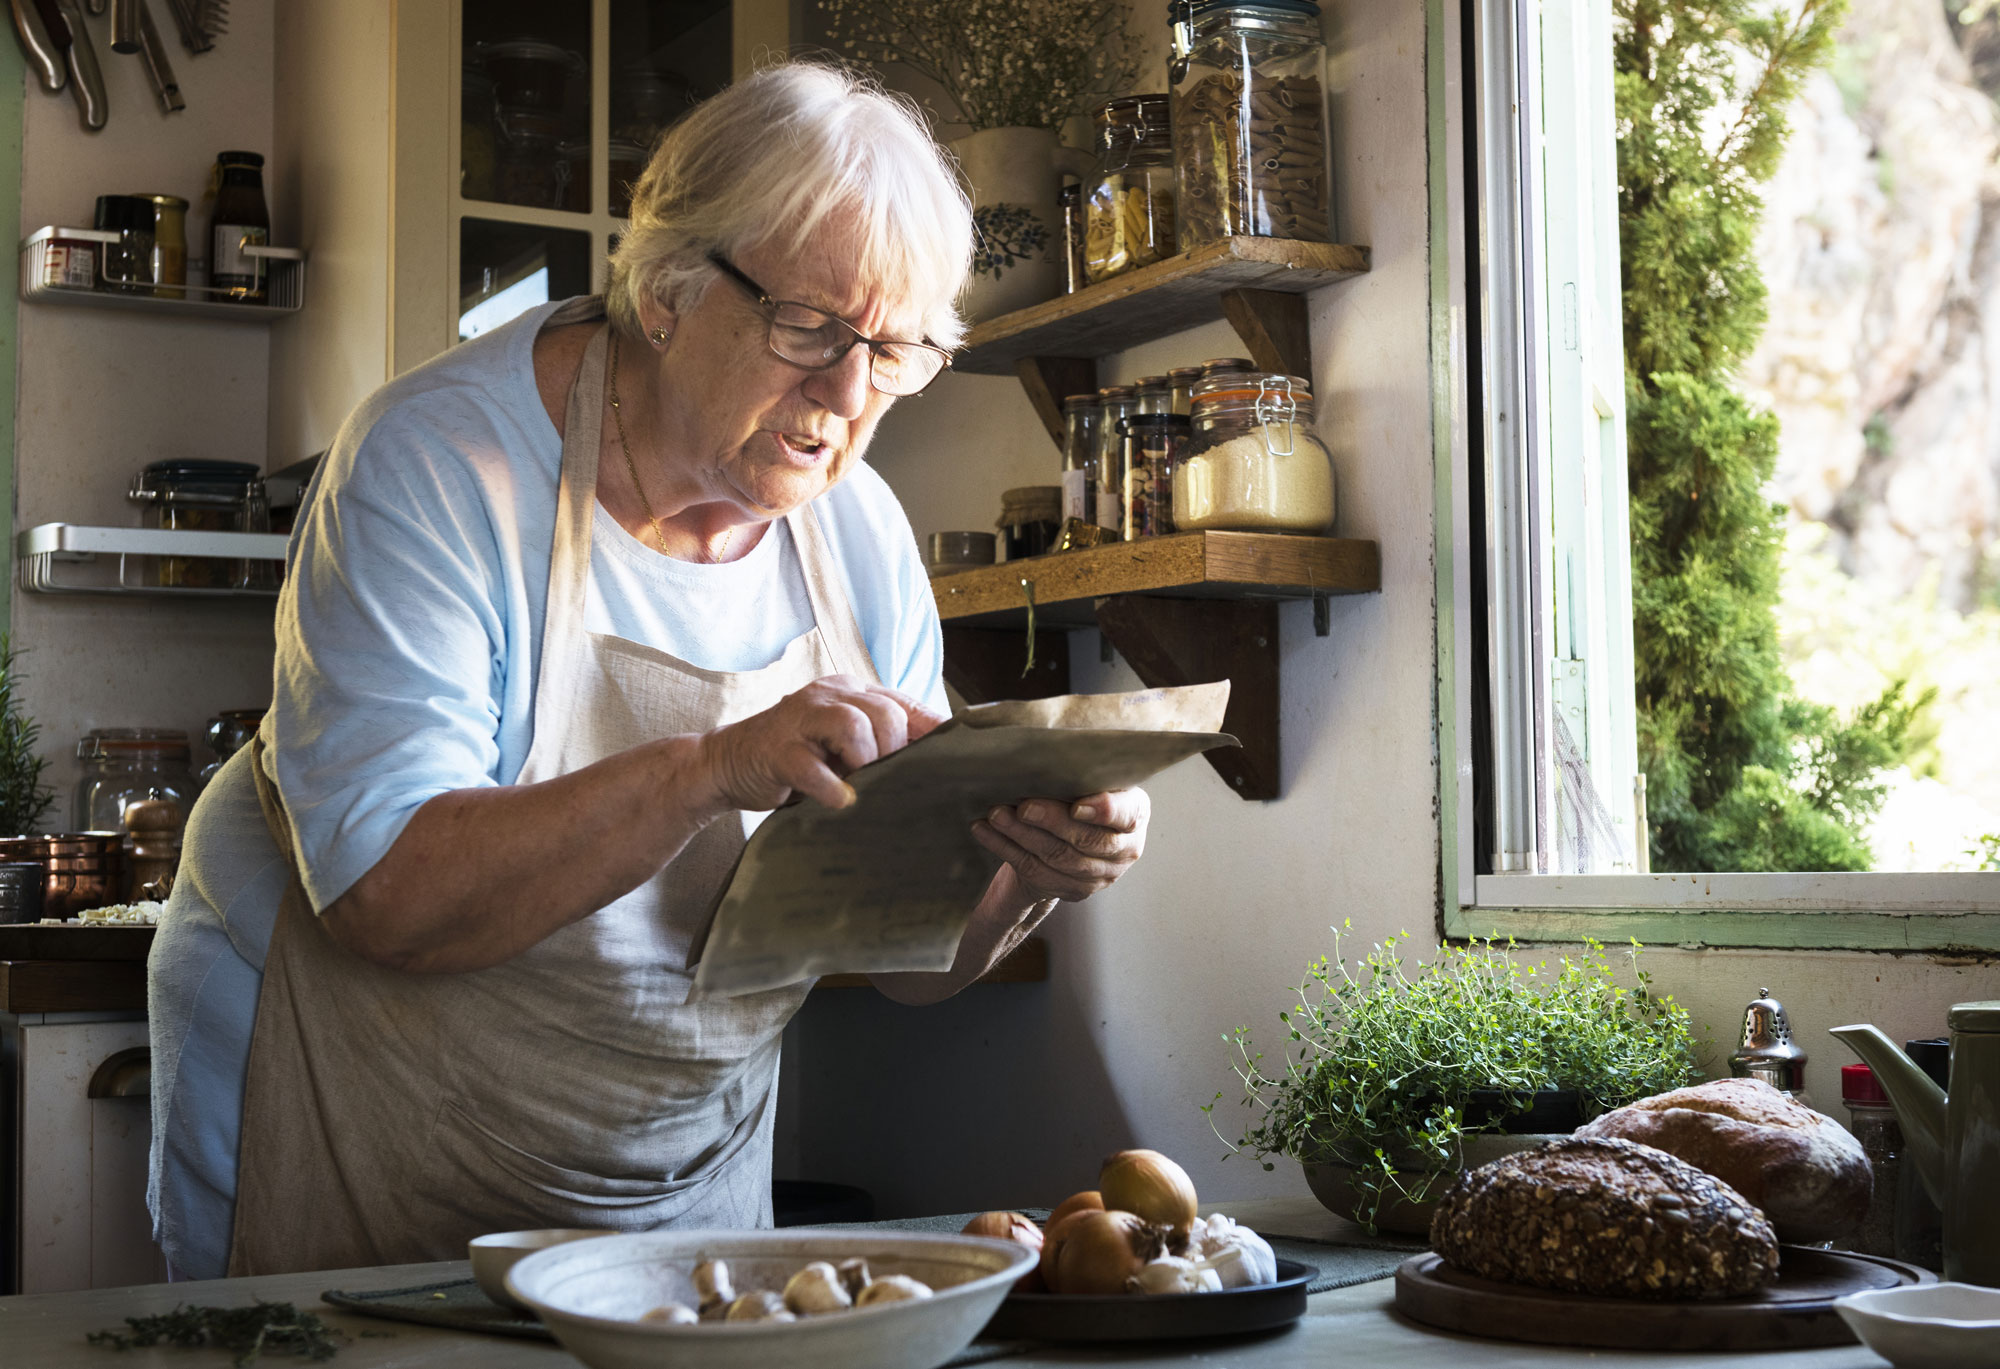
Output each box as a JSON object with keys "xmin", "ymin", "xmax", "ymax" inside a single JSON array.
[{"xmin": 648, "ymin": 219, "xmax": 926, "ymax": 521}]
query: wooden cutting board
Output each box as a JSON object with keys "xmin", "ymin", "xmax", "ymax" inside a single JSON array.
[
  {"xmin": 1393, "ymin": 1246, "xmax": 1933, "ymax": 1351},
  {"xmin": 0, "ymin": 923, "xmax": 156, "ymax": 962}
]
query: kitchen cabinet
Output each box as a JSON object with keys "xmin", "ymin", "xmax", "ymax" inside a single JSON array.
[
  {"xmin": 269, "ymin": 0, "xmax": 797, "ymax": 464},
  {"xmin": 934, "ymin": 238, "xmax": 1380, "ymax": 799}
]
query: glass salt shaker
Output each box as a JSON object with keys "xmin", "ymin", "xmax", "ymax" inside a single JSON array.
[{"xmin": 1837, "ymin": 1064, "xmax": 1901, "ymax": 1259}]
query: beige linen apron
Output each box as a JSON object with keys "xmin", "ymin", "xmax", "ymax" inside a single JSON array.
[{"xmin": 227, "ymin": 303, "xmax": 880, "ymax": 1275}]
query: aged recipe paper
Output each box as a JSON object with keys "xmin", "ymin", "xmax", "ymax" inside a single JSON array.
[{"xmin": 690, "ymin": 682, "xmax": 1235, "ymax": 996}]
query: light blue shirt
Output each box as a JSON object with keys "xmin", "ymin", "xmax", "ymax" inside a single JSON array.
[{"xmin": 148, "ymin": 299, "xmax": 945, "ymax": 1278}]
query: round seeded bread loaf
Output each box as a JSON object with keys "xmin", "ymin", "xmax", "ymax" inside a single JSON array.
[
  {"xmin": 1430, "ymin": 1137, "xmax": 1781, "ymax": 1299},
  {"xmin": 1576, "ymin": 1077, "xmax": 1870, "ymax": 1243}
]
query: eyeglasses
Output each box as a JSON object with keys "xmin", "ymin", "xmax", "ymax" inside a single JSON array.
[{"xmin": 706, "ymin": 254, "xmax": 952, "ymax": 397}]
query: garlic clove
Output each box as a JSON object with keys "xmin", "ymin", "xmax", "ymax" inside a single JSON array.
[
  {"xmin": 854, "ymin": 1273, "xmax": 934, "ymax": 1306},
  {"xmin": 1196, "ymin": 1267, "xmax": 1223, "ymax": 1292},
  {"xmin": 639, "ymin": 1302, "xmax": 699, "ymax": 1324},
  {"xmin": 836, "ymin": 1257, "xmax": 873, "ymax": 1300},
  {"xmin": 1127, "ymin": 1255, "xmax": 1205, "ymax": 1295},
  {"xmin": 782, "ymin": 1260, "xmax": 853, "ymax": 1316},
  {"xmin": 723, "ymin": 1290, "xmax": 795, "ymax": 1322},
  {"xmin": 693, "ymin": 1258, "xmax": 735, "ymax": 1313}
]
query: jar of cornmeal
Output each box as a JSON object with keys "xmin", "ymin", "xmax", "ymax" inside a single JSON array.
[{"xmin": 1174, "ymin": 372, "xmax": 1335, "ymax": 532}]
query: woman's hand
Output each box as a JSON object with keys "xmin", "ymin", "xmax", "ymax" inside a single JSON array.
[
  {"xmin": 971, "ymin": 788, "xmax": 1150, "ymax": 902},
  {"xmin": 697, "ymin": 674, "xmax": 947, "ymax": 814}
]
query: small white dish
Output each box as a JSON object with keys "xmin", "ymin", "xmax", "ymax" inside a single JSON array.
[
  {"xmin": 468, "ymin": 1228, "xmax": 617, "ymax": 1311},
  {"xmin": 505, "ymin": 1227, "xmax": 1036, "ymax": 1369},
  {"xmin": 1835, "ymin": 1282, "xmax": 2000, "ymax": 1369}
]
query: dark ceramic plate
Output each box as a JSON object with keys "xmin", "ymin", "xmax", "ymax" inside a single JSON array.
[{"xmin": 980, "ymin": 1257, "xmax": 1315, "ymax": 1343}]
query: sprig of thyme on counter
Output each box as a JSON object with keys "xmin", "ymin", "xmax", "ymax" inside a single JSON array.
[{"xmin": 87, "ymin": 1301, "xmax": 340, "ymax": 1365}]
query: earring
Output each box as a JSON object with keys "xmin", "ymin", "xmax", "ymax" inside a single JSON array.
[{"xmin": 650, "ymin": 327, "xmax": 670, "ymax": 345}]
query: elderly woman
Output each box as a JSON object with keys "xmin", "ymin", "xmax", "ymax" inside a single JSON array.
[{"xmin": 147, "ymin": 62, "xmax": 1150, "ymax": 1279}]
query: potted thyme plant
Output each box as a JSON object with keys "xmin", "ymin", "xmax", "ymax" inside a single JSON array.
[
  {"xmin": 1210, "ymin": 928, "xmax": 1701, "ymax": 1233},
  {"xmin": 819, "ymin": 0, "xmax": 1138, "ymax": 318},
  {"xmin": 0, "ymin": 635, "xmax": 55, "ymax": 837}
]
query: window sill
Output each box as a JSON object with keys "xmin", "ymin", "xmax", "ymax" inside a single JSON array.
[{"xmin": 1450, "ymin": 873, "xmax": 2000, "ymax": 953}]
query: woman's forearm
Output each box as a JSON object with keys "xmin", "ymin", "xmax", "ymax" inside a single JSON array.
[
  {"xmin": 868, "ymin": 865, "xmax": 1058, "ymax": 1006},
  {"xmin": 319, "ymin": 735, "xmax": 725, "ymax": 973}
]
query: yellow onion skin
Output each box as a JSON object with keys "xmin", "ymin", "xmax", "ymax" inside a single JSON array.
[
  {"xmin": 1044, "ymin": 1210, "xmax": 1167, "ymax": 1296},
  {"xmin": 1099, "ymin": 1150, "xmax": 1198, "ymax": 1241},
  {"xmin": 962, "ymin": 1211, "xmax": 1045, "ymax": 1291},
  {"xmin": 1047, "ymin": 1189, "xmax": 1104, "ymax": 1232}
]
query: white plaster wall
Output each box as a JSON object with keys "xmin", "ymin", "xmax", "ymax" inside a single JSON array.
[{"xmin": 12, "ymin": 5, "xmax": 279, "ymax": 809}]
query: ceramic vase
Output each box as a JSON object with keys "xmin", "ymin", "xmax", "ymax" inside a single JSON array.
[{"xmin": 951, "ymin": 126, "xmax": 1093, "ymax": 323}]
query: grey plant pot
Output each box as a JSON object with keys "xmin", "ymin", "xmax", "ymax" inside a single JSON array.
[{"xmin": 1302, "ymin": 1131, "xmax": 1571, "ymax": 1236}]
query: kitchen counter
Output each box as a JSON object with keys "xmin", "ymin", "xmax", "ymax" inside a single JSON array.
[{"xmin": 0, "ymin": 1199, "xmax": 1891, "ymax": 1368}]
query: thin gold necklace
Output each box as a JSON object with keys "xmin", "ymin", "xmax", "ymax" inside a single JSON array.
[{"xmin": 608, "ymin": 331, "xmax": 735, "ymax": 562}]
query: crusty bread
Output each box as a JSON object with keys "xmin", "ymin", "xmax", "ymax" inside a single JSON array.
[
  {"xmin": 1430, "ymin": 1137, "xmax": 1781, "ymax": 1299},
  {"xmin": 1576, "ymin": 1077, "xmax": 1870, "ymax": 1243}
]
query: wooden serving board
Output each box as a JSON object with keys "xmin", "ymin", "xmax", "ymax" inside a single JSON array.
[
  {"xmin": 1393, "ymin": 1246, "xmax": 1934, "ymax": 1351},
  {"xmin": 0, "ymin": 923, "xmax": 156, "ymax": 962}
]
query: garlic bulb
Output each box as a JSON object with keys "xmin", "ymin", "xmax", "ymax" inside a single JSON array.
[
  {"xmin": 1188, "ymin": 1214, "xmax": 1278, "ymax": 1287},
  {"xmin": 723, "ymin": 1290, "xmax": 795, "ymax": 1322},
  {"xmin": 639, "ymin": 1303, "xmax": 699, "ymax": 1324},
  {"xmin": 1100, "ymin": 1150, "xmax": 1199, "ymax": 1242},
  {"xmin": 1043, "ymin": 1209, "xmax": 1168, "ymax": 1295},
  {"xmin": 782, "ymin": 1261, "xmax": 852, "ymax": 1315},
  {"xmin": 854, "ymin": 1273, "xmax": 934, "ymax": 1305},
  {"xmin": 1127, "ymin": 1256, "xmax": 1224, "ymax": 1295},
  {"xmin": 836, "ymin": 1257, "xmax": 873, "ymax": 1300}
]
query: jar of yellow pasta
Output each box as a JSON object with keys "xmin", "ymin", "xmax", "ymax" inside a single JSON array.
[
  {"xmin": 1174, "ymin": 372, "xmax": 1336, "ymax": 532},
  {"xmin": 1083, "ymin": 95, "xmax": 1177, "ymax": 284}
]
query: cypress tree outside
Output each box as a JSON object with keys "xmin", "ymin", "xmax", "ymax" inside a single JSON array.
[{"xmin": 1613, "ymin": 0, "xmax": 1926, "ymax": 871}]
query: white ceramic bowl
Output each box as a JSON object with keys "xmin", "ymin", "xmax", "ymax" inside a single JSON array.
[
  {"xmin": 505, "ymin": 1227, "xmax": 1037, "ymax": 1369},
  {"xmin": 468, "ymin": 1228, "xmax": 617, "ymax": 1311},
  {"xmin": 1835, "ymin": 1282, "xmax": 2000, "ymax": 1369}
]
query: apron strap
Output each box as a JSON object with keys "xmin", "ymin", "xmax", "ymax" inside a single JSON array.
[{"xmin": 785, "ymin": 502, "xmax": 881, "ymax": 684}]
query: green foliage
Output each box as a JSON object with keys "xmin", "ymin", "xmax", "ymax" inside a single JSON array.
[
  {"xmin": 0, "ymin": 636, "xmax": 54, "ymax": 837},
  {"xmin": 87, "ymin": 1301, "xmax": 340, "ymax": 1365},
  {"xmin": 1617, "ymin": 0, "xmax": 1923, "ymax": 870},
  {"xmin": 1210, "ymin": 927, "xmax": 1699, "ymax": 1231}
]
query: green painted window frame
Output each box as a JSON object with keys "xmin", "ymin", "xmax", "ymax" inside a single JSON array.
[{"xmin": 1426, "ymin": 0, "xmax": 2000, "ymax": 954}]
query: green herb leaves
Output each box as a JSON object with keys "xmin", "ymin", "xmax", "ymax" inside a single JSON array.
[{"xmin": 87, "ymin": 1301, "xmax": 340, "ymax": 1365}]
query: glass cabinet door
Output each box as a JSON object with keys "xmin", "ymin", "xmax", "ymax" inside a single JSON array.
[{"xmin": 452, "ymin": 0, "xmax": 752, "ymax": 341}]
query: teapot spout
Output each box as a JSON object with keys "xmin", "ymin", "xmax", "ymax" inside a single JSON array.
[{"xmin": 1831, "ymin": 1024, "xmax": 1948, "ymax": 1207}]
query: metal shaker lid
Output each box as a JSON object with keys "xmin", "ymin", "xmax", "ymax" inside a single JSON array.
[{"xmin": 1729, "ymin": 987, "xmax": 1808, "ymax": 1089}]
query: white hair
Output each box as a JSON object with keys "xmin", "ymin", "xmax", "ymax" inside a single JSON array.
[{"xmin": 607, "ymin": 60, "xmax": 973, "ymax": 350}]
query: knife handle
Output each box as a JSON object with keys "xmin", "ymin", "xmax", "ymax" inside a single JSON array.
[
  {"xmin": 10, "ymin": 0, "xmax": 66, "ymax": 91},
  {"xmin": 135, "ymin": 0, "xmax": 180, "ymax": 113},
  {"xmin": 54, "ymin": 0, "xmax": 105, "ymax": 130}
]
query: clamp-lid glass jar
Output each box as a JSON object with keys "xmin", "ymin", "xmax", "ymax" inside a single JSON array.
[
  {"xmin": 74, "ymin": 728, "xmax": 196, "ymax": 839},
  {"xmin": 1084, "ymin": 94, "xmax": 1178, "ymax": 283},
  {"xmin": 1174, "ymin": 372, "xmax": 1335, "ymax": 532},
  {"xmin": 1171, "ymin": 0, "xmax": 1330, "ymax": 248}
]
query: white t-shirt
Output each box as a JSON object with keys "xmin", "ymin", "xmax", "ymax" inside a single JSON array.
[{"xmin": 147, "ymin": 298, "xmax": 944, "ymax": 1278}]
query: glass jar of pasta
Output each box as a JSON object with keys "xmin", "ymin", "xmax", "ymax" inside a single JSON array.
[
  {"xmin": 1084, "ymin": 95, "xmax": 1178, "ymax": 283},
  {"xmin": 1170, "ymin": 0, "xmax": 1330, "ymax": 248},
  {"xmin": 1174, "ymin": 372, "xmax": 1335, "ymax": 532}
]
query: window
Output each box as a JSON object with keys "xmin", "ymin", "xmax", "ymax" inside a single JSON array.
[{"xmin": 1439, "ymin": 0, "xmax": 2000, "ymax": 951}]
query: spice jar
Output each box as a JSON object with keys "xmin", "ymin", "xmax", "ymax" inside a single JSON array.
[
  {"xmin": 94, "ymin": 195, "xmax": 155, "ymax": 291},
  {"xmin": 1095, "ymin": 386, "xmax": 1137, "ymax": 537},
  {"xmin": 1060, "ymin": 393, "xmax": 1107, "ymax": 538},
  {"xmin": 209, "ymin": 151, "xmax": 271, "ymax": 302},
  {"xmin": 140, "ymin": 193, "xmax": 189, "ymax": 299},
  {"xmin": 1168, "ymin": 365, "xmax": 1204, "ymax": 415},
  {"xmin": 1084, "ymin": 94, "xmax": 1178, "ymax": 283},
  {"xmin": 996, "ymin": 486, "xmax": 1062, "ymax": 561},
  {"xmin": 1122, "ymin": 413, "xmax": 1191, "ymax": 539},
  {"xmin": 1174, "ymin": 372, "xmax": 1335, "ymax": 532},
  {"xmin": 1838, "ymin": 1064, "xmax": 1901, "ymax": 1259},
  {"xmin": 1134, "ymin": 375, "xmax": 1173, "ymax": 415},
  {"xmin": 1171, "ymin": 1, "xmax": 1331, "ymax": 248}
]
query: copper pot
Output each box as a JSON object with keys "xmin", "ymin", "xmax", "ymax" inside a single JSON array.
[{"xmin": 0, "ymin": 833, "xmax": 126, "ymax": 918}]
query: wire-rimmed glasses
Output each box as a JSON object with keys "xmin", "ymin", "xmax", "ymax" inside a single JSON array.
[{"xmin": 706, "ymin": 254, "xmax": 952, "ymax": 397}]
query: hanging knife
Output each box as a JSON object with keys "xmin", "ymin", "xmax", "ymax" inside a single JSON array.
[
  {"xmin": 134, "ymin": 0, "xmax": 180, "ymax": 110},
  {"xmin": 10, "ymin": 0, "xmax": 66, "ymax": 91},
  {"xmin": 46, "ymin": 0, "xmax": 107, "ymax": 130}
]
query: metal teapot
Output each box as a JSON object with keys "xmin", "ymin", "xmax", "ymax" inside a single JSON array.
[{"xmin": 1832, "ymin": 1002, "xmax": 2000, "ymax": 1285}]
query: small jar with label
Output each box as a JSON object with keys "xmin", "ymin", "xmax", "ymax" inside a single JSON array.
[
  {"xmin": 1084, "ymin": 94, "xmax": 1177, "ymax": 283},
  {"xmin": 1094, "ymin": 385, "xmax": 1137, "ymax": 537},
  {"xmin": 93, "ymin": 195, "xmax": 155, "ymax": 292},
  {"xmin": 140, "ymin": 193, "xmax": 189, "ymax": 299},
  {"xmin": 1059, "ymin": 393, "xmax": 1103, "ymax": 535},
  {"xmin": 996, "ymin": 486, "xmax": 1063, "ymax": 561},
  {"xmin": 209, "ymin": 151, "xmax": 272, "ymax": 302},
  {"xmin": 1175, "ymin": 372, "xmax": 1336, "ymax": 532},
  {"xmin": 1122, "ymin": 413, "xmax": 1191, "ymax": 539}
]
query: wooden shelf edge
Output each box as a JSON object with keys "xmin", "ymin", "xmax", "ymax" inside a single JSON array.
[
  {"xmin": 0, "ymin": 959, "xmax": 147, "ymax": 1013},
  {"xmin": 815, "ymin": 936, "xmax": 1049, "ymax": 990},
  {"xmin": 931, "ymin": 532, "xmax": 1380, "ymax": 623},
  {"xmin": 956, "ymin": 237, "xmax": 1369, "ymax": 375}
]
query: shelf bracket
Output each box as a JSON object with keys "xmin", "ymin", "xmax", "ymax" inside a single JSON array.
[
  {"xmin": 1013, "ymin": 357, "xmax": 1098, "ymax": 453},
  {"xmin": 1094, "ymin": 597, "xmax": 1282, "ymax": 800},
  {"xmin": 1220, "ymin": 288, "xmax": 1312, "ymax": 378},
  {"xmin": 942, "ymin": 626, "xmax": 1073, "ymax": 706}
]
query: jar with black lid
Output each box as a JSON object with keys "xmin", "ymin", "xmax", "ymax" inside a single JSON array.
[
  {"xmin": 1121, "ymin": 412, "xmax": 1192, "ymax": 538},
  {"xmin": 210, "ymin": 151, "xmax": 271, "ymax": 301},
  {"xmin": 127, "ymin": 459, "xmax": 271, "ymax": 589},
  {"xmin": 93, "ymin": 195, "xmax": 155, "ymax": 292}
]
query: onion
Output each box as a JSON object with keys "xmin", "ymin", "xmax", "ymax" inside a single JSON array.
[
  {"xmin": 1099, "ymin": 1150, "xmax": 1199, "ymax": 1241},
  {"xmin": 1043, "ymin": 1209, "xmax": 1167, "ymax": 1295},
  {"xmin": 1047, "ymin": 1189, "xmax": 1105, "ymax": 1232},
  {"xmin": 962, "ymin": 1210, "xmax": 1044, "ymax": 1291}
]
